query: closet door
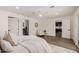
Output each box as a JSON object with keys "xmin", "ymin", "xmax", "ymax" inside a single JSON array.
[
  {"xmin": 8, "ymin": 17, "xmax": 19, "ymax": 36},
  {"xmin": 62, "ymin": 19, "xmax": 70, "ymax": 39}
]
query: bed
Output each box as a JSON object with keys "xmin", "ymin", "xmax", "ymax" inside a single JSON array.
[
  {"xmin": 17, "ymin": 36, "xmax": 52, "ymax": 53},
  {"xmin": 11, "ymin": 35, "xmax": 52, "ymax": 53},
  {"xmin": 0, "ymin": 31, "xmax": 52, "ymax": 53}
]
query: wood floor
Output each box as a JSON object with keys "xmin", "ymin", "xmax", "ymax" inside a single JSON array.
[{"xmin": 38, "ymin": 35, "xmax": 79, "ymax": 52}]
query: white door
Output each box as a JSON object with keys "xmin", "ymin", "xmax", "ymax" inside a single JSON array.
[
  {"xmin": 62, "ymin": 19, "xmax": 70, "ymax": 39},
  {"xmin": 8, "ymin": 17, "xmax": 19, "ymax": 36}
]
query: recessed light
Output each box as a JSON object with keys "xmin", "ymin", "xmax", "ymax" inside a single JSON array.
[
  {"xmin": 39, "ymin": 14, "xmax": 42, "ymax": 17},
  {"xmin": 16, "ymin": 6, "xmax": 20, "ymax": 9}
]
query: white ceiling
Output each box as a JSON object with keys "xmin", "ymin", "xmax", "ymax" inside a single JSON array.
[{"xmin": 0, "ymin": 6, "xmax": 77, "ymax": 18}]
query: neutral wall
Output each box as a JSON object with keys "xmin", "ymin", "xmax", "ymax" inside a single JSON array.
[
  {"xmin": 0, "ymin": 10, "xmax": 37, "ymax": 36},
  {"xmin": 37, "ymin": 18, "xmax": 55, "ymax": 36},
  {"xmin": 0, "ymin": 9, "xmax": 74, "ymax": 39},
  {"xmin": 0, "ymin": 10, "xmax": 8, "ymax": 32},
  {"xmin": 72, "ymin": 8, "xmax": 79, "ymax": 47},
  {"xmin": 29, "ymin": 18, "xmax": 38, "ymax": 35},
  {"xmin": 70, "ymin": 16, "xmax": 73, "ymax": 39},
  {"xmin": 37, "ymin": 16, "xmax": 72, "ymax": 39}
]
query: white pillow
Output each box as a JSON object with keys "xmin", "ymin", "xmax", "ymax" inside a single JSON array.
[
  {"xmin": 9, "ymin": 32, "xmax": 18, "ymax": 45},
  {"xmin": 4, "ymin": 32, "xmax": 18, "ymax": 46},
  {"xmin": 0, "ymin": 30, "xmax": 5, "ymax": 47},
  {"xmin": 1, "ymin": 40, "xmax": 13, "ymax": 52},
  {"xmin": 0, "ymin": 29, "xmax": 5, "ymax": 40}
]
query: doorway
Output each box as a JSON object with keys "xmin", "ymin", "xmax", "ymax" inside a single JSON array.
[
  {"xmin": 55, "ymin": 21, "xmax": 62, "ymax": 37},
  {"xmin": 8, "ymin": 16, "xmax": 19, "ymax": 36},
  {"xmin": 23, "ymin": 20, "xmax": 29, "ymax": 35}
]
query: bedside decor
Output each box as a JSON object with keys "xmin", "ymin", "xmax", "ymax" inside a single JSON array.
[{"xmin": 44, "ymin": 30, "xmax": 47, "ymax": 35}]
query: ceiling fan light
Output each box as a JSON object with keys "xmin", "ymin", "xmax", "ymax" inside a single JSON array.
[
  {"xmin": 39, "ymin": 14, "xmax": 42, "ymax": 17},
  {"xmin": 16, "ymin": 6, "xmax": 20, "ymax": 9},
  {"xmin": 50, "ymin": 6, "xmax": 55, "ymax": 8}
]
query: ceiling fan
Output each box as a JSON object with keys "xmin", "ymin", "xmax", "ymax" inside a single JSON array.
[{"xmin": 49, "ymin": 6, "xmax": 55, "ymax": 8}]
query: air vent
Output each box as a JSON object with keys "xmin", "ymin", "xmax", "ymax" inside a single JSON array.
[{"xmin": 50, "ymin": 6, "xmax": 55, "ymax": 8}]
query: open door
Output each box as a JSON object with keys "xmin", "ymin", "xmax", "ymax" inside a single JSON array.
[
  {"xmin": 62, "ymin": 19, "xmax": 70, "ymax": 39},
  {"xmin": 8, "ymin": 17, "xmax": 19, "ymax": 36}
]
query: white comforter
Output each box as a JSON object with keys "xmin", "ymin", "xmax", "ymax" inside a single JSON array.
[
  {"xmin": 12, "ymin": 45, "xmax": 29, "ymax": 53},
  {"xmin": 17, "ymin": 35, "xmax": 52, "ymax": 53}
]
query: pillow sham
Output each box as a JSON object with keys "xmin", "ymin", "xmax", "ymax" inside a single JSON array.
[
  {"xmin": 9, "ymin": 32, "xmax": 18, "ymax": 45},
  {"xmin": 1, "ymin": 40, "xmax": 13, "ymax": 52},
  {"xmin": 4, "ymin": 32, "xmax": 17, "ymax": 46},
  {"xmin": 0, "ymin": 30, "xmax": 5, "ymax": 47}
]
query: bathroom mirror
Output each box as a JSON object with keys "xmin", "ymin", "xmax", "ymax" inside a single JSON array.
[{"xmin": 23, "ymin": 19, "xmax": 29, "ymax": 35}]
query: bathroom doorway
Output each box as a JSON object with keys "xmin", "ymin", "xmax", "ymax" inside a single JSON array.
[
  {"xmin": 23, "ymin": 20, "xmax": 29, "ymax": 35},
  {"xmin": 55, "ymin": 21, "xmax": 62, "ymax": 37}
]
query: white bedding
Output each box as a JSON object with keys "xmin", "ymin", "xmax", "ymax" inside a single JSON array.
[
  {"xmin": 12, "ymin": 44, "xmax": 29, "ymax": 53},
  {"xmin": 6, "ymin": 35, "xmax": 52, "ymax": 53},
  {"xmin": 18, "ymin": 35, "xmax": 52, "ymax": 53}
]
